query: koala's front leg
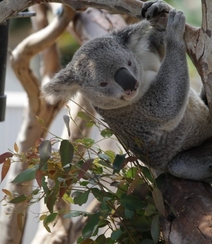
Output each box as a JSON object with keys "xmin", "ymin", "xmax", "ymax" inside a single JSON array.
[{"xmin": 143, "ymin": 10, "xmax": 188, "ymax": 122}]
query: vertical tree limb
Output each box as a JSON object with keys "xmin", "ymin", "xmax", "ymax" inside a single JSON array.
[{"xmin": 0, "ymin": 5, "xmax": 74, "ymax": 244}]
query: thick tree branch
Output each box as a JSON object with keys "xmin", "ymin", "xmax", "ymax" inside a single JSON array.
[
  {"xmin": 184, "ymin": 0, "xmax": 212, "ymax": 116},
  {"xmin": 160, "ymin": 175, "xmax": 212, "ymax": 243},
  {"xmin": 199, "ymin": 0, "xmax": 212, "ymax": 114},
  {"xmin": 11, "ymin": 5, "xmax": 74, "ymax": 113},
  {"xmin": 0, "ymin": 0, "xmax": 143, "ymax": 23}
]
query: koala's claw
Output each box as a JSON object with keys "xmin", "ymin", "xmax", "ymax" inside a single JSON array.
[
  {"xmin": 141, "ymin": 0, "xmax": 157, "ymax": 19},
  {"xmin": 141, "ymin": 0, "xmax": 172, "ymax": 20}
]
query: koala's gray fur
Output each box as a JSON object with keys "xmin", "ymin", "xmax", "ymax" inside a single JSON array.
[{"xmin": 42, "ymin": 1, "xmax": 212, "ymax": 182}]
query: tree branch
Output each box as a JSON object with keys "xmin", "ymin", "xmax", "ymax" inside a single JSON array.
[
  {"xmin": 160, "ymin": 174, "xmax": 212, "ymax": 243},
  {"xmin": 0, "ymin": 0, "xmax": 143, "ymax": 24},
  {"xmin": 10, "ymin": 5, "xmax": 74, "ymax": 113}
]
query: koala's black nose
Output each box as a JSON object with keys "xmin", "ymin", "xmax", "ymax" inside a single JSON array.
[{"xmin": 114, "ymin": 68, "xmax": 137, "ymax": 91}]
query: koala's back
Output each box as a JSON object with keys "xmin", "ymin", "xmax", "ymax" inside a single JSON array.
[{"xmin": 96, "ymin": 89, "xmax": 212, "ymax": 171}]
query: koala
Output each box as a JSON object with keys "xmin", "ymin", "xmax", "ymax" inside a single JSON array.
[{"xmin": 42, "ymin": 1, "xmax": 212, "ymax": 183}]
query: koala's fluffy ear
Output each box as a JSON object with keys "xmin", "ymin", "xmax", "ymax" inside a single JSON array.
[
  {"xmin": 42, "ymin": 65, "xmax": 79, "ymax": 104},
  {"xmin": 116, "ymin": 20, "xmax": 150, "ymax": 47}
]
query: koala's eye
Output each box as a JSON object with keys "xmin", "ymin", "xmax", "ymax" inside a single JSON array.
[
  {"xmin": 100, "ymin": 82, "xmax": 108, "ymax": 87},
  {"xmin": 128, "ymin": 60, "xmax": 132, "ymax": 66}
]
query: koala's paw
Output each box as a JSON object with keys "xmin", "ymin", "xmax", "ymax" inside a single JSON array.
[
  {"xmin": 166, "ymin": 9, "xmax": 186, "ymax": 40},
  {"xmin": 141, "ymin": 0, "xmax": 172, "ymax": 20}
]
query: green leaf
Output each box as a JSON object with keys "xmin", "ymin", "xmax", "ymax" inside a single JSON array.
[
  {"xmin": 155, "ymin": 173, "xmax": 165, "ymax": 188},
  {"xmin": 145, "ymin": 203, "xmax": 156, "ymax": 217},
  {"xmin": 32, "ymin": 189, "xmax": 40, "ymax": 195},
  {"xmin": 151, "ymin": 215, "xmax": 160, "ymax": 244},
  {"xmin": 105, "ymin": 150, "xmax": 115, "ymax": 160},
  {"xmin": 98, "ymin": 219, "xmax": 110, "ymax": 228},
  {"xmin": 11, "ymin": 165, "xmax": 38, "ymax": 183},
  {"xmin": 125, "ymin": 167, "xmax": 138, "ymax": 179},
  {"xmin": 46, "ymin": 180, "xmax": 60, "ymax": 213},
  {"xmin": 64, "ymin": 210, "xmax": 91, "ymax": 218},
  {"xmin": 91, "ymin": 188, "xmax": 103, "ymax": 201},
  {"xmin": 98, "ymin": 153, "xmax": 111, "ymax": 162},
  {"xmin": 43, "ymin": 213, "xmax": 57, "ymax": 233},
  {"xmin": 78, "ymin": 138, "xmax": 95, "ymax": 148},
  {"xmin": 39, "ymin": 140, "xmax": 52, "ymax": 169},
  {"xmin": 152, "ymin": 188, "xmax": 165, "ymax": 216},
  {"xmin": 63, "ymin": 115, "xmax": 71, "ymax": 137},
  {"xmin": 47, "ymin": 192, "xmax": 57, "ymax": 213},
  {"xmin": 73, "ymin": 191, "xmax": 89, "ymax": 206},
  {"xmin": 141, "ymin": 166, "xmax": 154, "ymax": 183},
  {"xmin": 120, "ymin": 193, "xmax": 144, "ymax": 211},
  {"xmin": 129, "ymin": 216, "xmax": 151, "ymax": 231},
  {"xmin": 42, "ymin": 176, "xmax": 49, "ymax": 195},
  {"xmin": 100, "ymin": 128, "xmax": 113, "ymax": 138},
  {"xmin": 96, "ymin": 234, "xmax": 107, "ymax": 242},
  {"xmin": 77, "ymin": 111, "xmax": 95, "ymax": 128},
  {"xmin": 82, "ymin": 212, "xmax": 100, "ymax": 239},
  {"xmin": 125, "ymin": 208, "xmax": 134, "ymax": 219},
  {"xmin": 113, "ymin": 154, "xmax": 126, "ymax": 173},
  {"xmin": 62, "ymin": 193, "xmax": 74, "ymax": 204},
  {"xmin": 60, "ymin": 140, "xmax": 74, "ymax": 173},
  {"xmin": 111, "ymin": 229, "xmax": 122, "ymax": 241},
  {"xmin": 10, "ymin": 194, "xmax": 27, "ymax": 203},
  {"xmin": 77, "ymin": 111, "xmax": 92, "ymax": 121}
]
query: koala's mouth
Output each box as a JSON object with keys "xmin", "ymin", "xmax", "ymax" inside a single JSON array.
[{"xmin": 122, "ymin": 82, "xmax": 139, "ymax": 101}]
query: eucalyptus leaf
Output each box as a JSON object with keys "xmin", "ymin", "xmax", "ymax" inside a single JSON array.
[
  {"xmin": 113, "ymin": 154, "xmax": 126, "ymax": 173},
  {"xmin": 100, "ymin": 128, "xmax": 113, "ymax": 138},
  {"xmin": 11, "ymin": 165, "xmax": 38, "ymax": 184},
  {"xmin": 10, "ymin": 194, "xmax": 27, "ymax": 203},
  {"xmin": 120, "ymin": 193, "xmax": 143, "ymax": 211},
  {"xmin": 43, "ymin": 213, "xmax": 57, "ymax": 233},
  {"xmin": 73, "ymin": 191, "xmax": 89, "ymax": 206},
  {"xmin": 111, "ymin": 229, "xmax": 122, "ymax": 241},
  {"xmin": 60, "ymin": 140, "xmax": 74, "ymax": 173},
  {"xmin": 82, "ymin": 212, "xmax": 101, "ymax": 239},
  {"xmin": 152, "ymin": 188, "xmax": 165, "ymax": 216},
  {"xmin": 151, "ymin": 215, "xmax": 160, "ymax": 244},
  {"xmin": 39, "ymin": 140, "xmax": 52, "ymax": 169},
  {"xmin": 63, "ymin": 210, "xmax": 91, "ymax": 218}
]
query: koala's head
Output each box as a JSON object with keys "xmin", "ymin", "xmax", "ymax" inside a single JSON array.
[{"xmin": 42, "ymin": 34, "xmax": 143, "ymax": 109}]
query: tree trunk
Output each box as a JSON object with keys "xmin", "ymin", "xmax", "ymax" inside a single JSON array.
[{"xmin": 160, "ymin": 175, "xmax": 212, "ymax": 243}]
